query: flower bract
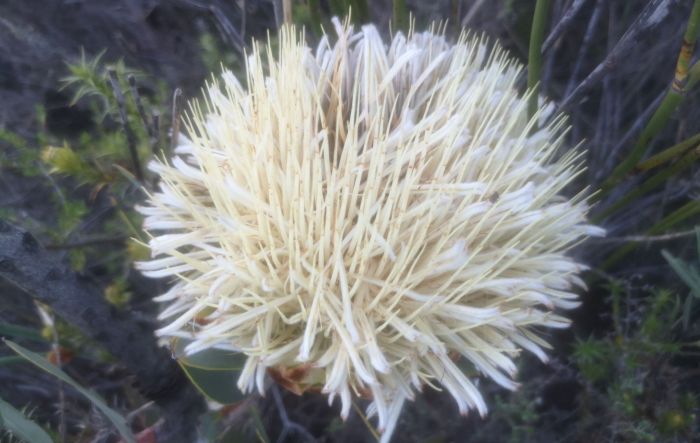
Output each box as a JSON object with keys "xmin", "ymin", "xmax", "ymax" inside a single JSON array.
[{"xmin": 138, "ymin": 18, "xmax": 603, "ymax": 442}]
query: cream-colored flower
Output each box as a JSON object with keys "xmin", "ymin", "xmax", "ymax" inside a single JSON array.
[{"xmin": 138, "ymin": 19, "xmax": 603, "ymax": 442}]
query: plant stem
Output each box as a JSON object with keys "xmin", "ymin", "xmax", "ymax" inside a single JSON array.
[
  {"xmin": 527, "ymin": 0, "xmax": 551, "ymax": 121},
  {"xmin": 672, "ymin": 0, "xmax": 700, "ymax": 92},
  {"xmin": 107, "ymin": 70, "xmax": 144, "ymax": 183},
  {"xmin": 595, "ymin": 143, "xmax": 700, "ymax": 221},
  {"xmin": 634, "ymin": 132, "xmax": 700, "ymax": 173},
  {"xmin": 598, "ymin": 0, "xmax": 700, "ymax": 196},
  {"xmin": 598, "ymin": 92, "xmax": 683, "ymax": 195},
  {"xmin": 601, "ymin": 200, "xmax": 700, "ymax": 270}
]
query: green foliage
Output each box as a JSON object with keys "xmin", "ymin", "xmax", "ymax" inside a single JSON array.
[
  {"xmin": 171, "ymin": 338, "xmax": 246, "ymax": 405},
  {"xmin": 0, "ymin": 398, "xmax": 52, "ymax": 443},
  {"xmin": 598, "ymin": 0, "xmax": 700, "ymax": 198},
  {"xmin": 663, "ymin": 227, "xmax": 700, "ymax": 298},
  {"xmin": 126, "ymin": 238, "xmax": 150, "ymax": 262},
  {"xmin": 199, "ymin": 32, "xmax": 239, "ymax": 74},
  {"xmin": 0, "ymin": 130, "xmax": 41, "ymax": 177},
  {"xmin": 0, "ymin": 50, "xmax": 167, "ymax": 440},
  {"xmin": 4, "ymin": 340, "xmax": 135, "ymax": 443},
  {"xmin": 1, "ymin": 5, "xmax": 699, "ymax": 442},
  {"xmin": 492, "ymin": 392, "xmax": 539, "ymax": 443},
  {"xmin": 573, "ymin": 336, "xmax": 613, "ymax": 383},
  {"xmin": 0, "ymin": 323, "xmax": 45, "ymax": 343},
  {"xmin": 172, "ymin": 338, "xmax": 246, "ymax": 371},
  {"xmin": 55, "ymin": 199, "xmax": 87, "ymax": 241},
  {"xmin": 41, "ymin": 144, "xmax": 100, "ymax": 184},
  {"xmin": 103, "ymin": 278, "xmax": 132, "ymax": 309},
  {"xmin": 61, "ymin": 49, "xmax": 141, "ymax": 122},
  {"xmin": 0, "ymin": 49, "xmax": 169, "ymax": 302},
  {"xmin": 573, "ymin": 281, "xmax": 699, "ymax": 441}
]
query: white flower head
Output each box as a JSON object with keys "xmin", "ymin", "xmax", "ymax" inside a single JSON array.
[{"xmin": 138, "ymin": 18, "xmax": 603, "ymax": 442}]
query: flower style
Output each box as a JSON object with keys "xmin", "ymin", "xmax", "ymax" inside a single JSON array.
[{"xmin": 138, "ymin": 18, "xmax": 604, "ymax": 442}]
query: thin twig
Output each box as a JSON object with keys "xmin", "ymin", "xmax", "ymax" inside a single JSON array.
[
  {"xmin": 542, "ymin": 0, "xmax": 589, "ymax": 53},
  {"xmin": 127, "ymin": 75, "xmax": 156, "ymax": 153},
  {"xmin": 563, "ymin": 0, "xmax": 606, "ymax": 99},
  {"xmin": 559, "ymin": 0, "xmax": 675, "ymax": 111},
  {"xmin": 170, "ymin": 88, "xmax": 183, "ymax": 154},
  {"xmin": 152, "ymin": 111, "xmax": 161, "ymax": 154},
  {"xmin": 45, "ymin": 235, "xmax": 127, "ymax": 250},
  {"xmin": 461, "ymin": 0, "xmax": 486, "ymax": 27},
  {"xmin": 240, "ymin": 0, "xmax": 247, "ymax": 42},
  {"xmin": 107, "ymin": 70, "xmax": 144, "ymax": 183},
  {"xmin": 126, "ymin": 401, "xmax": 155, "ymax": 425},
  {"xmin": 351, "ymin": 400, "xmax": 380, "ymax": 441},
  {"xmin": 270, "ymin": 385, "xmax": 316, "ymax": 443},
  {"xmin": 601, "ymin": 200, "xmax": 700, "ymax": 270},
  {"xmin": 592, "ymin": 229, "xmax": 699, "ymax": 242},
  {"xmin": 180, "ymin": 0, "xmax": 244, "ymax": 56},
  {"xmin": 601, "ymin": 89, "xmax": 666, "ymax": 179},
  {"xmin": 209, "ymin": 3, "xmax": 245, "ymax": 56}
]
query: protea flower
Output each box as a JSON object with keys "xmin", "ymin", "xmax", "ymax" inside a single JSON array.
[{"xmin": 138, "ymin": 18, "xmax": 603, "ymax": 441}]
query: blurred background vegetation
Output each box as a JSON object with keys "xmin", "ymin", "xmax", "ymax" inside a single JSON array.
[{"xmin": 0, "ymin": 0, "xmax": 699, "ymax": 442}]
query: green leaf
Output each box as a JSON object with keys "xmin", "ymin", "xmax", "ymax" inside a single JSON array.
[
  {"xmin": 55, "ymin": 199, "xmax": 88, "ymax": 240},
  {"xmin": 0, "ymin": 397, "xmax": 53, "ymax": 443},
  {"xmin": 171, "ymin": 339, "xmax": 247, "ymax": 405},
  {"xmin": 682, "ymin": 294, "xmax": 693, "ymax": 331},
  {"xmin": 4, "ymin": 340, "xmax": 135, "ymax": 443},
  {"xmin": 179, "ymin": 363, "xmax": 246, "ymax": 405},
  {"xmin": 172, "ymin": 338, "xmax": 246, "ymax": 370},
  {"xmin": 0, "ymin": 322, "xmax": 45, "ymax": 342},
  {"xmin": 0, "ymin": 356, "xmax": 24, "ymax": 366},
  {"xmin": 41, "ymin": 145, "xmax": 99, "ymax": 183},
  {"xmin": 663, "ymin": 250, "xmax": 700, "ymax": 298}
]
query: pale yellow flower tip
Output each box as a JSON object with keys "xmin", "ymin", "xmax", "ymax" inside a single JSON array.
[{"xmin": 138, "ymin": 18, "xmax": 604, "ymax": 442}]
